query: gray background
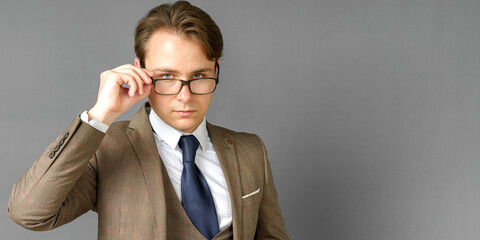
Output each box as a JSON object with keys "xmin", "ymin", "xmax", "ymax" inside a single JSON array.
[{"xmin": 1, "ymin": 0, "xmax": 480, "ymax": 239}]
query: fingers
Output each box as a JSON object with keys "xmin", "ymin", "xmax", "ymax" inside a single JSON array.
[
  {"xmin": 117, "ymin": 79, "xmax": 152, "ymax": 103},
  {"xmin": 113, "ymin": 64, "xmax": 153, "ymax": 80},
  {"xmin": 143, "ymin": 83, "xmax": 153, "ymax": 97},
  {"xmin": 130, "ymin": 66, "xmax": 153, "ymax": 84},
  {"xmin": 128, "ymin": 67, "xmax": 152, "ymax": 96},
  {"xmin": 112, "ymin": 64, "xmax": 153, "ymax": 97}
]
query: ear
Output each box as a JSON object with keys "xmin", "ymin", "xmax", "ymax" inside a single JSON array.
[
  {"xmin": 134, "ymin": 58, "xmax": 142, "ymax": 68},
  {"xmin": 215, "ymin": 59, "xmax": 220, "ymax": 75}
]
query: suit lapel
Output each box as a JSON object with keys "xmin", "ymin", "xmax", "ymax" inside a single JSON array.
[
  {"xmin": 126, "ymin": 103, "xmax": 168, "ymax": 240},
  {"xmin": 207, "ymin": 123, "xmax": 243, "ymax": 239}
]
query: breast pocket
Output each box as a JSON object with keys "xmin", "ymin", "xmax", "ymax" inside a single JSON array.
[{"xmin": 242, "ymin": 188, "xmax": 262, "ymax": 207}]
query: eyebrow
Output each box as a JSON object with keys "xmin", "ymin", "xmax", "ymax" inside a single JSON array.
[
  {"xmin": 150, "ymin": 67, "xmax": 213, "ymax": 74},
  {"xmin": 150, "ymin": 67, "xmax": 179, "ymax": 74}
]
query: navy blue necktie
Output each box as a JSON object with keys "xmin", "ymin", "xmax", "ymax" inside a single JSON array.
[{"xmin": 179, "ymin": 135, "xmax": 219, "ymax": 239}]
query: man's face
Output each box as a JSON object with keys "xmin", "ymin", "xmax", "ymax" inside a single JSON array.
[{"xmin": 140, "ymin": 30, "xmax": 216, "ymax": 133}]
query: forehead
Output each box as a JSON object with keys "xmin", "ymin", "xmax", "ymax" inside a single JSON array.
[{"xmin": 144, "ymin": 30, "xmax": 214, "ymax": 72}]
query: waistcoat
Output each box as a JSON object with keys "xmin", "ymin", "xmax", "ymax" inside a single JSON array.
[{"xmin": 161, "ymin": 160, "xmax": 233, "ymax": 240}]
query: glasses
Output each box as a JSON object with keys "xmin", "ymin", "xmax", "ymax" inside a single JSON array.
[{"xmin": 151, "ymin": 62, "xmax": 220, "ymax": 95}]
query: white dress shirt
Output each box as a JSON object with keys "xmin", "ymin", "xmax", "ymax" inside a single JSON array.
[{"xmin": 81, "ymin": 110, "xmax": 232, "ymax": 231}]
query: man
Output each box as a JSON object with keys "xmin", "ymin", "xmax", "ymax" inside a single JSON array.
[{"xmin": 8, "ymin": 1, "xmax": 289, "ymax": 239}]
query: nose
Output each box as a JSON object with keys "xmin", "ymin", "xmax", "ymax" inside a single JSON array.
[{"xmin": 176, "ymin": 83, "xmax": 192, "ymax": 102}]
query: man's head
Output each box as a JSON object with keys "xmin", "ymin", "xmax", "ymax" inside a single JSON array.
[
  {"xmin": 134, "ymin": 1, "xmax": 223, "ymax": 133},
  {"xmin": 135, "ymin": 1, "xmax": 223, "ymax": 65}
]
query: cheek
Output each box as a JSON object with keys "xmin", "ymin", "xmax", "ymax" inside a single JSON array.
[
  {"xmin": 197, "ymin": 95, "xmax": 213, "ymax": 111},
  {"xmin": 148, "ymin": 95, "xmax": 173, "ymax": 113}
]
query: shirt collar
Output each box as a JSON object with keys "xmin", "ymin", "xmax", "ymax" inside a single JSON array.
[{"xmin": 149, "ymin": 108, "xmax": 210, "ymax": 151}]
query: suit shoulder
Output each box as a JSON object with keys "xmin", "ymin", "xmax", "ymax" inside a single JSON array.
[
  {"xmin": 208, "ymin": 123, "xmax": 263, "ymax": 145},
  {"xmin": 109, "ymin": 120, "xmax": 130, "ymax": 132},
  {"xmin": 101, "ymin": 120, "xmax": 131, "ymax": 140}
]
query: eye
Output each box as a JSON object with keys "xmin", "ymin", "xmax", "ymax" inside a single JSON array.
[
  {"xmin": 192, "ymin": 73, "xmax": 204, "ymax": 79},
  {"xmin": 161, "ymin": 74, "xmax": 173, "ymax": 79}
]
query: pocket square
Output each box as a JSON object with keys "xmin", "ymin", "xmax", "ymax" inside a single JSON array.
[{"xmin": 242, "ymin": 188, "xmax": 260, "ymax": 199}]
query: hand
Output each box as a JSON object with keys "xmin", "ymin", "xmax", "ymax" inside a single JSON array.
[{"xmin": 88, "ymin": 64, "xmax": 153, "ymax": 125}]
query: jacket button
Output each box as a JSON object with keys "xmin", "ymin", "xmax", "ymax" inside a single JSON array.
[
  {"xmin": 63, "ymin": 132, "xmax": 69, "ymax": 139},
  {"xmin": 227, "ymin": 139, "xmax": 233, "ymax": 144},
  {"xmin": 53, "ymin": 145, "xmax": 60, "ymax": 152},
  {"xmin": 49, "ymin": 151, "xmax": 55, "ymax": 158},
  {"xmin": 59, "ymin": 138, "xmax": 65, "ymax": 146}
]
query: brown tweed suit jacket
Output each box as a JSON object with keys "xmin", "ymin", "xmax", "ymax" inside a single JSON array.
[{"xmin": 8, "ymin": 103, "xmax": 289, "ymax": 240}]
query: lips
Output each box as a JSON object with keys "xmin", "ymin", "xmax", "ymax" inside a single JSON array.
[{"xmin": 174, "ymin": 110, "xmax": 196, "ymax": 117}]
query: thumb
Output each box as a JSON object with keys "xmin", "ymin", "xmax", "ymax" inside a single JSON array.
[
  {"xmin": 132, "ymin": 84, "xmax": 152, "ymax": 101},
  {"xmin": 143, "ymin": 84, "xmax": 153, "ymax": 96}
]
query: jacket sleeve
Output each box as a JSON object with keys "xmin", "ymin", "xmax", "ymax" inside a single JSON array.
[
  {"xmin": 254, "ymin": 135, "xmax": 290, "ymax": 240},
  {"xmin": 8, "ymin": 117, "xmax": 105, "ymax": 231}
]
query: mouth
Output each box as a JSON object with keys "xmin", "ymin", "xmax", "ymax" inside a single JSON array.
[{"xmin": 174, "ymin": 110, "xmax": 196, "ymax": 117}]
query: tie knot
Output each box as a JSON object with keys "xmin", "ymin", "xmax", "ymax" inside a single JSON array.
[{"xmin": 178, "ymin": 135, "xmax": 200, "ymax": 163}]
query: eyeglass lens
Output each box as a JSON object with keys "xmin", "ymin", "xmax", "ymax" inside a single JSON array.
[{"xmin": 154, "ymin": 79, "xmax": 217, "ymax": 94}]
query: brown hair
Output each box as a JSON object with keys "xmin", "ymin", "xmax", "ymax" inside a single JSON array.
[{"xmin": 134, "ymin": 1, "xmax": 223, "ymax": 67}]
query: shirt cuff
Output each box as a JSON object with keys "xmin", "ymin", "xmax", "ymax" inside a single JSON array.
[{"xmin": 80, "ymin": 111, "xmax": 109, "ymax": 133}]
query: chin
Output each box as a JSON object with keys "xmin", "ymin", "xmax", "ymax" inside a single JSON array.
[{"xmin": 173, "ymin": 119, "xmax": 200, "ymax": 133}]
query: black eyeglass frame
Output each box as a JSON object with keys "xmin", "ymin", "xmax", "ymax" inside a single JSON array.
[{"xmin": 145, "ymin": 61, "xmax": 220, "ymax": 95}]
